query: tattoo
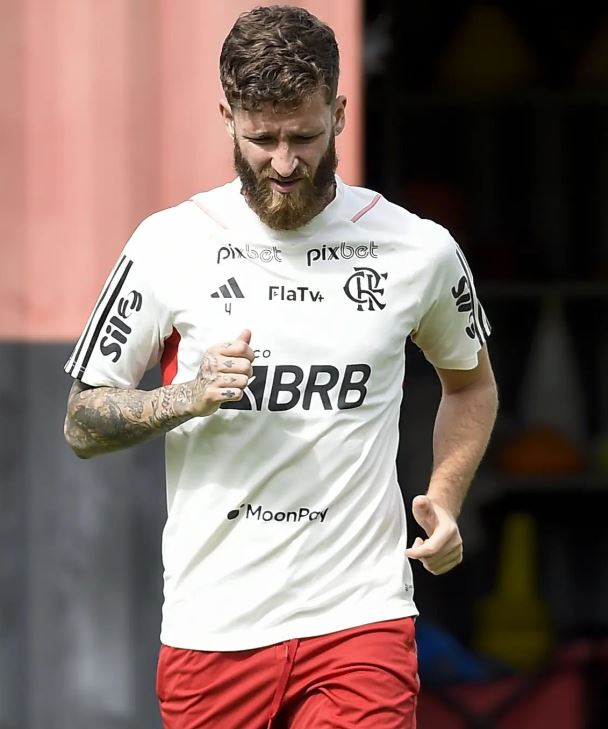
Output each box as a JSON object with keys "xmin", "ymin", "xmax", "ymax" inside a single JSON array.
[
  {"xmin": 65, "ymin": 379, "xmax": 194, "ymax": 458},
  {"xmin": 64, "ymin": 344, "xmax": 246, "ymax": 458},
  {"xmin": 125, "ymin": 390, "xmax": 145, "ymax": 419},
  {"xmin": 201, "ymin": 355, "xmax": 216, "ymax": 376}
]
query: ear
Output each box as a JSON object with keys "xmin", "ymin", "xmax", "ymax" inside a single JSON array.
[
  {"xmin": 333, "ymin": 95, "xmax": 347, "ymax": 136},
  {"xmin": 219, "ymin": 99, "xmax": 235, "ymax": 139}
]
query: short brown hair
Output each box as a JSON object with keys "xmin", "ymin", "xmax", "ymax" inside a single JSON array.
[{"xmin": 220, "ymin": 5, "xmax": 339, "ymax": 111}]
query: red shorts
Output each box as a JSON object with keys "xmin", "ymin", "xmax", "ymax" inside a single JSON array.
[{"xmin": 156, "ymin": 617, "xmax": 419, "ymax": 729}]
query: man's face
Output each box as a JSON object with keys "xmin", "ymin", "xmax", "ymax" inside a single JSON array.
[{"xmin": 221, "ymin": 90, "xmax": 346, "ymax": 230}]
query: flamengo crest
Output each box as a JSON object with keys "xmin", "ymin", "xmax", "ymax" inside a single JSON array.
[{"xmin": 343, "ymin": 267, "xmax": 388, "ymax": 311}]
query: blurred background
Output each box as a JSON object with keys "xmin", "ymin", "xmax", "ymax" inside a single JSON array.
[{"xmin": 1, "ymin": 1, "xmax": 607, "ymax": 728}]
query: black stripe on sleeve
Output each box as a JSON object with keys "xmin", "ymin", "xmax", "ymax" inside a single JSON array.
[
  {"xmin": 67, "ymin": 255, "xmax": 128, "ymax": 376},
  {"xmin": 454, "ymin": 245, "xmax": 484, "ymax": 346},
  {"xmin": 456, "ymin": 243, "xmax": 491, "ymax": 340},
  {"xmin": 74, "ymin": 259, "xmax": 134, "ymax": 379},
  {"xmin": 478, "ymin": 300, "xmax": 491, "ymax": 339}
]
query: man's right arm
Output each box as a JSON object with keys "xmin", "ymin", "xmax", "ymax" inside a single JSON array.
[
  {"xmin": 64, "ymin": 331, "xmax": 254, "ymax": 459},
  {"xmin": 65, "ymin": 378, "xmax": 196, "ymax": 458}
]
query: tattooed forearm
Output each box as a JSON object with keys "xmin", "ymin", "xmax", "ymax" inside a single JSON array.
[
  {"xmin": 64, "ymin": 380, "xmax": 195, "ymax": 458},
  {"xmin": 64, "ymin": 342, "xmax": 253, "ymax": 458}
]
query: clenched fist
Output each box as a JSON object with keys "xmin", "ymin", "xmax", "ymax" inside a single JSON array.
[{"xmin": 185, "ymin": 329, "xmax": 254, "ymax": 417}]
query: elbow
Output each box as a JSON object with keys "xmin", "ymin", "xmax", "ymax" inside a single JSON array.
[
  {"xmin": 474, "ymin": 368, "xmax": 499, "ymax": 406},
  {"xmin": 479, "ymin": 379, "xmax": 499, "ymax": 421},
  {"xmin": 63, "ymin": 416, "xmax": 96, "ymax": 459},
  {"xmin": 487, "ymin": 378, "xmax": 500, "ymax": 414},
  {"xmin": 72, "ymin": 447, "xmax": 95, "ymax": 460}
]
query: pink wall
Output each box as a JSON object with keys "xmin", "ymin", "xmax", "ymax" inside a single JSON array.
[{"xmin": 0, "ymin": 0, "xmax": 362, "ymax": 341}]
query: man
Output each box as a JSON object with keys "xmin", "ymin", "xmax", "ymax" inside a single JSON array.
[{"xmin": 64, "ymin": 5, "xmax": 498, "ymax": 728}]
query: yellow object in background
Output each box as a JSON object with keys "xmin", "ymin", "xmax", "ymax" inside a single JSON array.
[
  {"xmin": 435, "ymin": 4, "xmax": 539, "ymax": 92},
  {"xmin": 474, "ymin": 512, "xmax": 554, "ymax": 673}
]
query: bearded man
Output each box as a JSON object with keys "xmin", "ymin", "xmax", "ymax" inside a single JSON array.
[{"xmin": 64, "ymin": 6, "xmax": 498, "ymax": 728}]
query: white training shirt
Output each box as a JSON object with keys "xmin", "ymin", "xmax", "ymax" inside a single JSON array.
[{"xmin": 65, "ymin": 176, "xmax": 490, "ymax": 651}]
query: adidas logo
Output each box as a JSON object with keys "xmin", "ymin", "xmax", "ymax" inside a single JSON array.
[{"xmin": 211, "ymin": 277, "xmax": 245, "ymax": 299}]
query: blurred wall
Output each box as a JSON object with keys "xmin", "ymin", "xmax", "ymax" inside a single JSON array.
[
  {"xmin": 0, "ymin": 0, "xmax": 362, "ymax": 341},
  {"xmin": 0, "ymin": 3, "xmax": 362, "ymax": 728}
]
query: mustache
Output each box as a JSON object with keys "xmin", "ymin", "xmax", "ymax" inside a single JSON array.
[{"xmin": 261, "ymin": 168, "xmax": 311, "ymax": 183}]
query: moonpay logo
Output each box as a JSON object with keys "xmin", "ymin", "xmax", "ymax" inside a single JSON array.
[{"xmin": 227, "ymin": 503, "xmax": 329, "ymax": 523}]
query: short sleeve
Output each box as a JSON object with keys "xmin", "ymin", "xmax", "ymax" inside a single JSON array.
[
  {"xmin": 64, "ymin": 217, "xmax": 173, "ymax": 388},
  {"xmin": 411, "ymin": 234, "xmax": 491, "ymax": 370}
]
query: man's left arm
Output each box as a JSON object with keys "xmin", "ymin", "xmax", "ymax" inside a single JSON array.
[{"xmin": 405, "ymin": 345, "xmax": 498, "ymax": 574}]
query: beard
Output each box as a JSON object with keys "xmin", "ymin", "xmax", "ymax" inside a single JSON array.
[{"xmin": 234, "ymin": 135, "xmax": 338, "ymax": 230}]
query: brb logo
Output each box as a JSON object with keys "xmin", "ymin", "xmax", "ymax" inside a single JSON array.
[
  {"xmin": 217, "ymin": 244, "xmax": 282, "ymax": 264},
  {"xmin": 306, "ymin": 241, "xmax": 378, "ymax": 267},
  {"xmin": 343, "ymin": 267, "xmax": 388, "ymax": 312},
  {"xmin": 221, "ymin": 363, "xmax": 371, "ymax": 411},
  {"xmin": 99, "ymin": 290, "xmax": 143, "ymax": 362},
  {"xmin": 226, "ymin": 503, "xmax": 328, "ymax": 523}
]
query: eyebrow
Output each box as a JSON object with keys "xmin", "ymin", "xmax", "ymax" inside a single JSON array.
[{"xmin": 244, "ymin": 130, "xmax": 323, "ymax": 140}]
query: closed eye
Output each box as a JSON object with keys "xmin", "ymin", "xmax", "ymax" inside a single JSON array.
[
  {"xmin": 244, "ymin": 133, "xmax": 322, "ymax": 145},
  {"xmin": 293, "ymin": 134, "xmax": 322, "ymax": 143},
  {"xmin": 245, "ymin": 136, "xmax": 274, "ymax": 145}
]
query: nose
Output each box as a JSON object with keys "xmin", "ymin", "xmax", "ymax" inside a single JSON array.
[{"xmin": 270, "ymin": 143, "xmax": 298, "ymax": 179}]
